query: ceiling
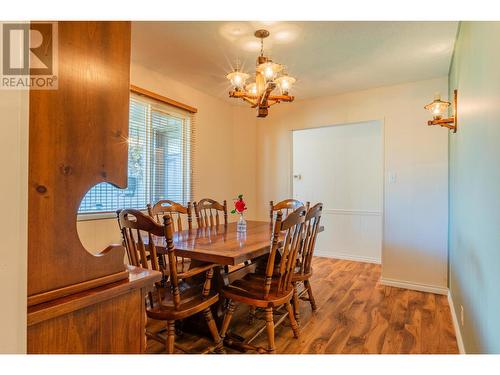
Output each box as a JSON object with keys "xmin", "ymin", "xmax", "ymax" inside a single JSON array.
[{"xmin": 131, "ymin": 21, "xmax": 458, "ymax": 102}]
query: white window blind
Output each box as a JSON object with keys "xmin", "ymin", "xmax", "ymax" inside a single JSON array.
[{"xmin": 78, "ymin": 92, "xmax": 195, "ymax": 214}]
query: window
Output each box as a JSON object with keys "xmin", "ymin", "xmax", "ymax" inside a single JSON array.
[{"xmin": 78, "ymin": 93, "xmax": 194, "ymax": 215}]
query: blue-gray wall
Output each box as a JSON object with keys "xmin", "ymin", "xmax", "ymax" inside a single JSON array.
[{"xmin": 448, "ymin": 22, "xmax": 500, "ymax": 353}]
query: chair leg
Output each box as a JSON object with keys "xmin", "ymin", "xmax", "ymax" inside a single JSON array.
[
  {"xmin": 219, "ymin": 299, "xmax": 236, "ymax": 340},
  {"xmin": 285, "ymin": 302, "xmax": 300, "ymax": 338},
  {"xmin": 203, "ymin": 307, "xmax": 225, "ymax": 354},
  {"xmin": 292, "ymin": 282, "xmax": 301, "ymax": 325},
  {"xmin": 265, "ymin": 307, "xmax": 276, "ymax": 353},
  {"xmin": 304, "ymin": 279, "xmax": 317, "ymax": 311},
  {"xmin": 166, "ymin": 320, "xmax": 175, "ymax": 354}
]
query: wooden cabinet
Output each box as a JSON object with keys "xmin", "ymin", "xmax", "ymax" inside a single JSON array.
[
  {"xmin": 27, "ymin": 21, "xmax": 161, "ymax": 354},
  {"xmin": 27, "ymin": 267, "xmax": 158, "ymax": 354}
]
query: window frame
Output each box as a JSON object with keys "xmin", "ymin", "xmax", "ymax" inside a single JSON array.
[{"xmin": 77, "ymin": 89, "xmax": 196, "ymax": 221}]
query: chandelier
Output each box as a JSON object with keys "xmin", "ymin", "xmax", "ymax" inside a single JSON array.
[{"xmin": 225, "ymin": 29, "xmax": 296, "ymax": 118}]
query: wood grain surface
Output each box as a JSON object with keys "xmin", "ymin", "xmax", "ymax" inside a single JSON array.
[
  {"xmin": 28, "ymin": 21, "xmax": 131, "ymax": 296},
  {"xmin": 146, "ymin": 258, "xmax": 458, "ymax": 354}
]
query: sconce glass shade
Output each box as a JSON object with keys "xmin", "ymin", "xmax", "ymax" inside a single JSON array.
[
  {"xmin": 275, "ymin": 74, "xmax": 296, "ymax": 94},
  {"xmin": 424, "ymin": 94, "xmax": 451, "ymax": 119},
  {"xmin": 226, "ymin": 70, "xmax": 250, "ymax": 90},
  {"xmin": 256, "ymin": 61, "xmax": 283, "ymax": 81}
]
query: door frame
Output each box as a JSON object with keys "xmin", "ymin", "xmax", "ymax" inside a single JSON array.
[{"xmin": 289, "ymin": 119, "xmax": 386, "ymax": 263}]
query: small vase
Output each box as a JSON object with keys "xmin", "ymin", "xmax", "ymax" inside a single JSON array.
[{"xmin": 237, "ymin": 213, "xmax": 247, "ymax": 233}]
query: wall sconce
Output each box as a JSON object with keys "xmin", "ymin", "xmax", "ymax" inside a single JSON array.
[{"xmin": 424, "ymin": 89, "xmax": 458, "ymax": 133}]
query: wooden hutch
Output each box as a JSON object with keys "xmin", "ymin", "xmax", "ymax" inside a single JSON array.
[{"xmin": 26, "ymin": 21, "xmax": 161, "ymax": 353}]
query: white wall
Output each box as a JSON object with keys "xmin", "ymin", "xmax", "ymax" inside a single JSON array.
[
  {"xmin": 448, "ymin": 22, "xmax": 500, "ymax": 353},
  {"xmin": 255, "ymin": 77, "xmax": 449, "ymax": 291},
  {"xmin": 292, "ymin": 121, "xmax": 383, "ymax": 263},
  {"xmin": 77, "ymin": 63, "xmax": 258, "ymax": 253},
  {"xmin": 0, "ymin": 89, "xmax": 29, "ymax": 353}
]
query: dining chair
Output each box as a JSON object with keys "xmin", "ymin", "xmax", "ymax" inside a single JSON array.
[
  {"xmin": 245, "ymin": 199, "xmax": 310, "ymax": 324},
  {"xmin": 250, "ymin": 198, "xmax": 309, "ymax": 277},
  {"xmin": 291, "ymin": 203, "xmax": 323, "ymax": 325},
  {"xmin": 117, "ymin": 208, "xmax": 223, "ymax": 354},
  {"xmin": 219, "ymin": 206, "xmax": 307, "ymax": 353},
  {"xmin": 193, "ymin": 198, "xmax": 228, "ymax": 228},
  {"xmin": 147, "ymin": 200, "xmax": 192, "ymax": 272}
]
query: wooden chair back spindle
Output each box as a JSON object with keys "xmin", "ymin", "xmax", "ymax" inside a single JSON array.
[
  {"xmin": 193, "ymin": 198, "xmax": 228, "ymax": 228},
  {"xmin": 117, "ymin": 209, "xmax": 165, "ymax": 306},
  {"xmin": 162, "ymin": 214, "xmax": 182, "ymax": 310},
  {"xmin": 147, "ymin": 200, "xmax": 193, "ymax": 272},
  {"xmin": 264, "ymin": 206, "xmax": 306, "ymax": 299},
  {"xmin": 298, "ymin": 203, "xmax": 323, "ymax": 276},
  {"xmin": 118, "ymin": 209, "xmax": 191, "ymax": 308},
  {"xmin": 117, "ymin": 209, "xmax": 164, "ymax": 269}
]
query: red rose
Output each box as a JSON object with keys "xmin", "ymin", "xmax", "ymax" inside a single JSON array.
[
  {"xmin": 232, "ymin": 194, "xmax": 247, "ymax": 214},
  {"xmin": 234, "ymin": 199, "xmax": 247, "ymax": 212}
]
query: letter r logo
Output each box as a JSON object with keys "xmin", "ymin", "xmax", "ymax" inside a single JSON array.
[{"xmin": 2, "ymin": 23, "xmax": 53, "ymax": 76}]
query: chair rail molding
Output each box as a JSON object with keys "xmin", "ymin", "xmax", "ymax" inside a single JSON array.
[{"xmin": 322, "ymin": 208, "xmax": 382, "ymax": 216}]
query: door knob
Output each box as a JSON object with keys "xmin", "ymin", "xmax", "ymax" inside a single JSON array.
[{"xmin": 293, "ymin": 174, "xmax": 302, "ymax": 180}]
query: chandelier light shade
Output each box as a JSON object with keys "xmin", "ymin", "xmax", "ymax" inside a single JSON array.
[
  {"xmin": 256, "ymin": 61, "xmax": 283, "ymax": 81},
  {"xmin": 226, "ymin": 70, "xmax": 250, "ymax": 90},
  {"xmin": 275, "ymin": 74, "xmax": 296, "ymax": 95},
  {"xmin": 225, "ymin": 29, "xmax": 296, "ymax": 117}
]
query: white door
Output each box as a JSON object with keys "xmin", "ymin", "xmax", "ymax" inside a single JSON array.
[{"xmin": 292, "ymin": 121, "xmax": 383, "ymax": 263}]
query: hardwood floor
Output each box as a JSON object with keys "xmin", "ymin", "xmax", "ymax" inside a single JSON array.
[{"xmin": 146, "ymin": 257, "xmax": 458, "ymax": 354}]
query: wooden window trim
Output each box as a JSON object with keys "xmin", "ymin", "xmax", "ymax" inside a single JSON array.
[{"xmin": 130, "ymin": 85, "xmax": 197, "ymax": 114}]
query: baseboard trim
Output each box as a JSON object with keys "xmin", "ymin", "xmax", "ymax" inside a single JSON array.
[
  {"xmin": 315, "ymin": 252, "xmax": 381, "ymax": 264},
  {"xmin": 447, "ymin": 290, "xmax": 466, "ymax": 354},
  {"xmin": 379, "ymin": 277, "xmax": 448, "ymax": 295}
]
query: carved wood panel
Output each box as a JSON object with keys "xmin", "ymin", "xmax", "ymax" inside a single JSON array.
[{"xmin": 28, "ymin": 21, "xmax": 131, "ymax": 297}]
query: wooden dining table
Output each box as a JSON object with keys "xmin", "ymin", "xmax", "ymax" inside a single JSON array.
[
  {"xmin": 152, "ymin": 220, "xmax": 275, "ymax": 265},
  {"xmin": 149, "ymin": 219, "xmax": 324, "ymax": 286}
]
